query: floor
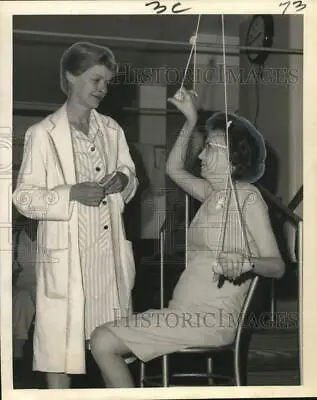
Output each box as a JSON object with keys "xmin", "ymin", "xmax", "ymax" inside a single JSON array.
[{"xmin": 12, "ymin": 326, "xmax": 300, "ymax": 389}]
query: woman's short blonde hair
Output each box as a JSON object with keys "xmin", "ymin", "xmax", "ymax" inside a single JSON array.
[{"xmin": 60, "ymin": 41, "xmax": 117, "ymax": 95}]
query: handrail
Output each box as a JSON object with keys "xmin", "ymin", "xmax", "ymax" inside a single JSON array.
[
  {"xmin": 256, "ymin": 184, "xmax": 302, "ymax": 226},
  {"xmin": 13, "ymin": 29, "xmax": 303, "ymax": 56},
  {"xmin": 288, "ymin": 185, "xmax": 303, "ymax": 211}
]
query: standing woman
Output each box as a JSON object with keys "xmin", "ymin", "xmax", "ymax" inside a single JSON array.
[{"xmin": 13, "ymin": 42, "xmax": 138, "ymax": 388}]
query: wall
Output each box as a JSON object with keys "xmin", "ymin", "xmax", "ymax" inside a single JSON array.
[
  {"xmin": 239, "ymin": 15, "xmax": 303, "ymax": 205},
  {"xmin": 194, "ymin": 33, "xmax": 240, "ymax": 113},
  {"xmin": 13, "ymin": 15, "xmax": 241, "ymax": 107},
  {"xmin": 239, "ymin": 15, "xmax": 303, "ymax": 260},
  {"xmin": 12, "ymin": 15, "xmax": 242, "ymax": 240},
  {"xmin": 288, "ymin": 15, "xmax": 303, "ymax": 217}
]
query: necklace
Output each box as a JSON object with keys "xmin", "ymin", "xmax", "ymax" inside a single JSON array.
[{"xmin": 215, "ymin": 191, "xmax": 226, "ymax": 210}]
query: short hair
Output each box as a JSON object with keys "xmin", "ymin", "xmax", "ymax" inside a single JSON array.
[
  {"xmin": 205, "ymin": 112, "xmax": 266, "ymax": 183},
  {"xmin": 60, "ymin": 41, "xmax": 117, "ymax": 95}
]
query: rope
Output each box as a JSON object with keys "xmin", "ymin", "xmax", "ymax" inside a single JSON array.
[
  {"xmin": 181, "ymin": 15, "xmax": 253, "ymax": 275},
  {"xmin": 183, "ymin": 14, "xmax": 201, "ymax": 268},
  {"xmin": 213, "ymin": 16, "xmax": 252, "ymax": 280},
  {"xmin": 180, "ymin": 14, "xmax": 201, "ymax": 91},
  {"xmin": 193, "ymin": 25, "xmax": 197, "ymax": 92},
  {"xmin": 185, "ymin": 193, "xmax": 189, "ymax": 268}
]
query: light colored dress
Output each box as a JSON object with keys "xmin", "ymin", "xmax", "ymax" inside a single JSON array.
[
  {"xmin": 71, "ymin": 112, "xmax": 120, "ymax": 340},
  {"xmin": 108, "ymin": 187, "xmax": 261, "ymax": 362}
]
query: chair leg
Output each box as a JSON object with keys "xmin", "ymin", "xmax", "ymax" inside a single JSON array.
[
  {"xmin": 207, "ymin": 357, "xmax": 214, "ymax": 385},
  {"xmin": 140, "ymin": 361, "xmax": 145, "ymax": 388},
  {"xmin": 162, "ymin": 355, "xmax": 169, "ymax": 387},
  {"xmin": 234, "ymin": 343, "xmax": 249, "ymax": 386}
]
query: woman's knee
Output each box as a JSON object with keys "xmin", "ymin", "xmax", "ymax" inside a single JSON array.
[
  {"xmin": 90, "ymin": 323, "xmax": 130, "ymax": 358},
  {"xmin": 90, "ymin": 324, "xmax": 112, "ymax": 356}
]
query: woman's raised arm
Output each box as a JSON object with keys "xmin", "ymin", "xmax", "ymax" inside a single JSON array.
[{"xmin": 166, "ymin": 89, "xmax": 212, "ymax": 202}]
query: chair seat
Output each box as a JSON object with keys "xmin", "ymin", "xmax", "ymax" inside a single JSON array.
[
  {"xmin": 124, "ymin": 355, "xmax": 137, "ymax": 364},
  {"xmin": 177, "ymin": 344, "xmax": 234, "ymax": 353}
]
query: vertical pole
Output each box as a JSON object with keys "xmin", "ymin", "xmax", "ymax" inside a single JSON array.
[
  {"xmin": 160, "ymin": 230, "xmax": 164, "ymax": 308},
  {"xmin": 162, "ymin": 354, "xmax": 169, "ymax": 387},
  {"xmin": 298, "ymin": 221, "xmax": 303, "ymax": 383},
  {"xmin": 160, "ymin": 230, "xmax": 169, "ymax": 386},
  {"xmin": 270, "ymin": 279, "xmax": 276, "ymax": 323},
  {"xmin": 185, "ymin": 194, "xmax": 189, "ymax": 269}
]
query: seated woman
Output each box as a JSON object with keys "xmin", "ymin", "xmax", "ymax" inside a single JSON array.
[{"xmin": 90, "ymin": 88, "xmax": 285, "ymax": 388}]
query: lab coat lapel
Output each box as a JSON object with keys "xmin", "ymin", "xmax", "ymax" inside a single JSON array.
[{"xmin": 46, "ymin": 103, "xmax": 76, "ymax": 185}]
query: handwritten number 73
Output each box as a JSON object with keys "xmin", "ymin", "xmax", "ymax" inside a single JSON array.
[
  {"xmin": 145, "ymin": 1, "xmax": 191, "ymax": 14},
  {"xmin": 279, "ymin": 1, "xmax": 307, "ymax": 15}
]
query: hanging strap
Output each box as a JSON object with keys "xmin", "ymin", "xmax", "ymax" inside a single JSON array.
[
  {"xmin": 180, "ymin": 15, "xmax": 201, "ymax": 92},
  {"xmin": 183, "ymin": 14, "xmax": 201, "ymax": 268},
  {"xmin": 182, "ymin": 15, "xmax": 253, "ymax": 275},
  {"xmin": 212, "ymin": 16, "xmax": 253, "ymax": 280}
]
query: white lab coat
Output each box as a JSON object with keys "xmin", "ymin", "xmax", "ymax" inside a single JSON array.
[{"xmin": 12, "ymin": 104, "xmax": 138, "ymax": 373}]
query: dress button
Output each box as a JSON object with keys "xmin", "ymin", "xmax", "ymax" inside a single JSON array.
[
  {"xmin": 96, "ymin": 166, "xmax": 101, "ymax": 172},
  {"xmin": 102, "ymin": 200, "xmax": 107, "ymax": 205},
  {"xmin": 104, "ymin": 225, "xmax": 108, "ymax": 230},
  {"xmin": 90, "ymin": 146, "xmax": 95, "ymax": 152}
]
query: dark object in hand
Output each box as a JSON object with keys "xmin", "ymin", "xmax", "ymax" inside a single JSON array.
[
  {"xmin": 102, "ymin": 171, "xmax": 129, "ymax": 195},
  {"xmin": 115, "ymin": 171, "xmax": 129, "ymax": 189}
]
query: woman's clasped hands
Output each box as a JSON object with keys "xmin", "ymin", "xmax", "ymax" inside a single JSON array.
[
  {"xmin": 70, "ymin": 171, "xmax": 128, "ymax": 207},
  {"xmin": 213, "ymin": 252, "xmax": 254, "ymax": 282}
]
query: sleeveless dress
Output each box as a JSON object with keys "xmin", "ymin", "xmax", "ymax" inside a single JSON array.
[{"xmin": 107, "ymin": 187, "xmax": 260, "ymax": 362}]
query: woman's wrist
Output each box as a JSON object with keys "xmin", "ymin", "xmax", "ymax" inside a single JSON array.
[
  {"xmin": 180, "ymin": 119, "xmax": 197, "ymax": 137},
  {"xmin": 69, "ymin": 184, "xmax": 78, "ymax": 201},
  {"xmin": 186, "ymin": 116, "xmax": 198, "ymax": 129}
]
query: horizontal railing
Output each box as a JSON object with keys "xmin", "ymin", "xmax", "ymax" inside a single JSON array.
[{"xmin": 256, "ymin": 183, "xmax": 302, "ymax": 226}]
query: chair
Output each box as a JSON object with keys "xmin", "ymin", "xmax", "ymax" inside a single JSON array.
[{"xmin": 140, "ymin": 275, "xmax": 261, "ymax": 387}]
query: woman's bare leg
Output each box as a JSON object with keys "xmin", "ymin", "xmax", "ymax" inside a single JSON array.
[
  {"xmin": 46, "ymin": 372, "xmax": 71, "ymax": 389},
  {"xmin": 90, "ymin": 323, "xmax": 135, "ymax": 388}
]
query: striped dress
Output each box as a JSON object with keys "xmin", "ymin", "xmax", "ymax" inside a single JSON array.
[{"xmin": 71, "ymin": 112, "xmax": 120, "ymax": 340}]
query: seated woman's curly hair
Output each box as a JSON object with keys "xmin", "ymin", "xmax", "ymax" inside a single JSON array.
[{"xmin": 205, "ymin": 112, "xmax": 266, "ymax": 183}]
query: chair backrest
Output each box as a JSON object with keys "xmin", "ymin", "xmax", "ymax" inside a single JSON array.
[
  {"xmin": 235, "ymin": 275, "xmax": 262, "ymax": 352},
  {"xmin": 234, "ymin": 275, "xmax": 261, "ymax": 350},
  {"xmin": 233, "ymin": 275, "xmax": 263, "ymax": 385}
]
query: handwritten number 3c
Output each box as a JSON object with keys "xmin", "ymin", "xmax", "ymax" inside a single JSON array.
[{"xmin": 145, "ymin": 1, "xmax": 191, "ymax": 14}]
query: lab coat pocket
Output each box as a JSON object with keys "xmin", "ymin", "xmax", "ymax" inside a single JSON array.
[
  {"xmin": 37, "ymin": 221, "xmax": 69, "ymax": 250},
  {"xmin": 38, "ymin": 248, "xmax": 68, "ymax": 299}
]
